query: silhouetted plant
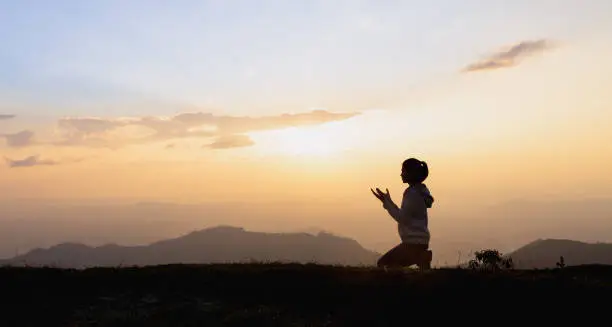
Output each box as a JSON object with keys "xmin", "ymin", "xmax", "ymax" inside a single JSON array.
[
  {"xmin": 556, "ymin": 256, "xmax": 566, "ymax": 269},
  {"xmin": 469, "ymin": 249, "xmax": 514, "ymax": 271}
]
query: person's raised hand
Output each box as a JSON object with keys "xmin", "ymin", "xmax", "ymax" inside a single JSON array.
[
  {"xmin": 370, "ymin": 188, "xmax": 384, "ymax": 202},
  {"xmin": 378, "ymin": 188, "xmax": 391, "ymax": 203},
  {"xmin": 371, "ymin": 187, "xmax": 392, "ymax": 204}
]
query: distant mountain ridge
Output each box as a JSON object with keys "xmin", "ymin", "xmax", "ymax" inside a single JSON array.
[
  {"xmin": 0, "ymin": 226, "xmax": 380, "ymax": 268},
  {"xmin": 507, "ymin": 239, "xmax": 612, "ymax": 269}
]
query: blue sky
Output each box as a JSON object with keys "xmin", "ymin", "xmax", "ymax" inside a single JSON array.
[{"xmin": 1, "ymin": 0, "xmax": 610, "ymax": 118}]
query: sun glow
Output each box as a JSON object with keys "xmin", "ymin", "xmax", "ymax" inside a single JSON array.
[{"xmin": 250, "ymin": 121, "xmax": 359, "ymax": 158}]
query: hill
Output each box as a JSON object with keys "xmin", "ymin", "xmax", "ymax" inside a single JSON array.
[
  {"xmin": 0, "ymin": 226, "xmax": 380, "ymax": 268},
  {"xmin": 507, "ymin": 238, "xmax": 612, "ymax": 269},
  {"xmin": 1, "ymin": 263, "xmax": 610, "ymax": 326}
]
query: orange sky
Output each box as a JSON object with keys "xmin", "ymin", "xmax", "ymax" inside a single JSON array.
[
  {"xmin": 2, "ymin": 2, "xmax": 612, "ymax": 263},
  {"xmin": 3, "ymin": 40, "xmax": 611, "ymax": 205}
]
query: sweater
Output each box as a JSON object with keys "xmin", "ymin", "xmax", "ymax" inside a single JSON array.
[{"xmin": 382, "ymin": 183, "xmax": 434, "ymax": 245}]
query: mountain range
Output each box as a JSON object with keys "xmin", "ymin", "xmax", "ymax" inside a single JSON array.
[
  {"xmin": 0, "ymin": 226, "xmax": 380, "ymax": 268},
  {"xmin": 507, "ymin": 238, "xmax": 612, "ymax": 269},
  {"xmin": 3, "ymin": 225, "xmax": 612, "ymax": 269}
]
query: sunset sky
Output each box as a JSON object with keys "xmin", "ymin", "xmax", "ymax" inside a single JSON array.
[{"xmin": 1, "ymin": 0, "xmax": 612, "ymax": 253}]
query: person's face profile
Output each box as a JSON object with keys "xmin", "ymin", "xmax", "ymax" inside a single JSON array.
[{"xmin": 401, "ymin": 167, "xmax": 411, "ymax": 183}]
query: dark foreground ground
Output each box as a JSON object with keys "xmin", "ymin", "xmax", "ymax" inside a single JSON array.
[{"xmin": 1, "ymin": 263, "xmax": 611, "ymax": 326}]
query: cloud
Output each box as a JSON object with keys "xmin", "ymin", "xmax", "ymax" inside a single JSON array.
[
  {"xmin": 0, "ymin": 114, "xmax": 15, "ymax": 120},
  {"xmin": 2, "ymin": 130, "xmax": 35, "ymax": 147},
  {"xmin": 5, "ymin": 155, "xmax": 84, "ymax": 168},
  {"xmin": 55, "ymin": 109, "xmax": 360, "ymax": 148},
  {"xmin": 206, "ymin": 134, "xmax": 255, "ymax": 150},
  {"xmin": 5, "ymin": 155, "xmax": 59, "ymax": 168},
  {"xmin": 58, "ymin": 117, "xmax": 125, "ymax": 135},
  {"xmin": 463, "ymin": 39, "xmax": 554, "ymax": 72}
]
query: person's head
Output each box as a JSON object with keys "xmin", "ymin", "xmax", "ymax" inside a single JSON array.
[{"xmin": 401, "ymin": 158, "xmax": 429, "ymax": 184}]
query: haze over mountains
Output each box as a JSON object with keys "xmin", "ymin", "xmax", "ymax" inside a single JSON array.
[
  {"xmin": 1, "ymin": 197, "xmax": 611, "ymax": 267},
  {"xmin": 0, "ymin": 226, "xmax": 379, "ymax": 268},
  {"xmin": 3, "ymin": 225, "xmax": 612, "ymax": 269}
]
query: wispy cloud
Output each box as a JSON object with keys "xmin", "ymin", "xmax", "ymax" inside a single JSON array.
[
  {"xmin": 5, "ymin": 155, "xmax": 84, "ymax": 168},
  {"xmin": 2, "ymin": 130, "xmax": 35, "ymax": 147},
  {"xmin": 0, "ymin": 114, "xmax": 15, "ymax": 120},
  {"xmin": 55, "ymin": 109, "xmax": 360, "ymax": 148},
  {"xmin": 5, "ymin": 155, "xmax": 58, "ymax": 168},
  {"xmin": 205, "ymin": 134, "xmax": 255, "ymax": 150},
  {"xmin": 463, "ymin": 39, "xmax": 554, "ymax": 73}
]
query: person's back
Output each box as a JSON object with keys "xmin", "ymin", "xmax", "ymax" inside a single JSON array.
[{"xmin": 396, "ymin": 183, "xmax": 433, "ymax": 245}]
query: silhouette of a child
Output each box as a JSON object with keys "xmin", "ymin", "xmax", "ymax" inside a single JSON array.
[{"xmin": 371, "ymin": 158, "xmax": 434, "ymax": 269}]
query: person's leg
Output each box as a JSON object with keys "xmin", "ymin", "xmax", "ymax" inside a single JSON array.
[
  {"xmin": 421, "ymin": 251, "xmax": 432, "ymax": 269},
  {"xmin": 405, "ymin": 244, "xmax": 432, "ymax": 270},
  {"xmin": 377, "ymin": 243, "xmax": 411, "ymax": 268},
  {"xmin": 378, "ymin": 243, "xmax": 432, "ymax": 270}
]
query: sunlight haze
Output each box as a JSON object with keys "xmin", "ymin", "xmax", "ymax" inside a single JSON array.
[{"xmin": 1, "ymin": 0, "xmax": 611, "ymax": 265}]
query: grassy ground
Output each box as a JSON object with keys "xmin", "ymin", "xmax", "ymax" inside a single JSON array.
[{"xmin": 1, "ymin": 263, "xmax": 611, "ymax": 326}]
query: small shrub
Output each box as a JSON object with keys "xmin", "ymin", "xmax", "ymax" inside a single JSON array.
[{"xmin": 468, "ymin": 249, "xmax": 514, "ymax": 271}]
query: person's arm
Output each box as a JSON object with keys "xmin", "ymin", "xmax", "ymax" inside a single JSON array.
[{"xmin": 382, "ymin": 190, "xmax": 412, "ymax": 225}]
